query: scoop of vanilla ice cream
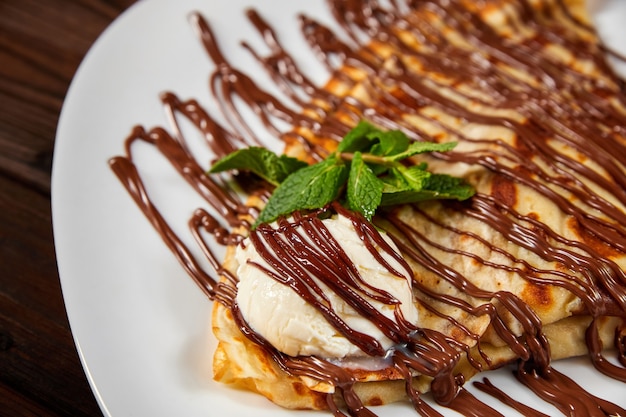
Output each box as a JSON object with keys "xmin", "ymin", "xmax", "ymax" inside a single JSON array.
[{"xmin": 235, "ymin": 214, "xmax": 419, "ymax": 358}]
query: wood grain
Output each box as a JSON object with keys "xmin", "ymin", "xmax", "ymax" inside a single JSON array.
[{"xmin": 0, "ymin": 1, "xmax": 135, "ymax": 415}]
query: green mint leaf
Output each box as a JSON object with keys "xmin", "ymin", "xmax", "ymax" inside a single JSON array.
[
  {"xmin": 380, "ymin": 188, "xmax": 444, "ymax": 206},
  {"xmin": 380, "ymin": 172, "xmax": 475, "ymax": 206},
  {"xmin": 367, "ymin": 129, "xmax": 409, "ymax": 157},
  {"xmin": 338, "ymin": 122, "xmax": 411, "ymax": 157},
  {"xmin": 388, "ymin": 141, "xmax": 457, "ymax": 162},
  {"xmin": 278, "ymin": 155, "xmax": 310, "ymax": 178},
  {"xmin": 384, "ymin": 165, "xmax": 430, "ymax": 189},
  {"xmin": 424, "ymin": 173, "xmax": 476, "ymax": 200},
  {"xmin": 254, "ymin": 156, "xmax": 348, "ymax": 227},
  {"xmin": 336, "ymin": 121, "xmax": 379, "ymax": 153},
  {"xmin": 209, "ymin": 146, "xmax": 307, "ymax": 186},
  {"xmin": 346, "ymin": 152, "xmax": 384, "ymax": 221}
]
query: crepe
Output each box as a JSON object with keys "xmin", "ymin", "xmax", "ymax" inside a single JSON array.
[{"xmin": 209, "ymin": 0, "xmax": 626, "ymax": 413}]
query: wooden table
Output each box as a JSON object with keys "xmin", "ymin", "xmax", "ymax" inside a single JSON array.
[{"xmin": 1, "ymin": 1, "xmax": 135, "ymax": 415}]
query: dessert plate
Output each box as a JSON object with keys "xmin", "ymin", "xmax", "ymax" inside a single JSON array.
[{"xmin": 52, "ymin": 0, "xmax": 626, "ymax": 416}]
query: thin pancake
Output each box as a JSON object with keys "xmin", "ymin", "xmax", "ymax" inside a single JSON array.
[{"xmin": 209, "ymin": 0, "xmax": 626, "ymax": 412}]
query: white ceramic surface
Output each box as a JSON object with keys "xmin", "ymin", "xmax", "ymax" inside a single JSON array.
[{"xmin": 52, "ymin": 1, "xmax": 626, "ymax": 416}]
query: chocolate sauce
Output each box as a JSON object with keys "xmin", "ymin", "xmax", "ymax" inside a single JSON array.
[
  {"xmin": 473, "ymin": 378, "xmax": 550, "ymax": 417},
  {"xmin": 109, "ymin": 0, "xmax": 626, "ymax": 415}
]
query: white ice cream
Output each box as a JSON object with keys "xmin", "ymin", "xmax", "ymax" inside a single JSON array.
[{"xmin": 235, "ymin": 214, "xmax": 419, "ymax": 358}]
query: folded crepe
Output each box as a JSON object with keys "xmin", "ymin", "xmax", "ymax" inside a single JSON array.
[{"xmin": 204, "ymin": 0, "xmax": 626, "ymax": 413}]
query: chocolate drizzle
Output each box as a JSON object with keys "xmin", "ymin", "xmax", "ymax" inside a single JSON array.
[{"xmin": 109, "ymin": 0, "xmax": 626, "ymax": 415}]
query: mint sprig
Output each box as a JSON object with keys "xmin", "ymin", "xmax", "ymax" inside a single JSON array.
[{"xmin": 209, "ymin": 121, "xmax": 475, "ymax": 227}]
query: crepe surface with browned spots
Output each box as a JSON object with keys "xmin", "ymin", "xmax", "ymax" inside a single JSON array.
[{"xmin": 211, "ymin": 0, "xmax": 626, "ymax": 411}]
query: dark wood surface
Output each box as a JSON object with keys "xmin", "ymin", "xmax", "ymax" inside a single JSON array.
[{"xmin": 0, "ymin": 1, "xmax": 136, "ymax": 416}]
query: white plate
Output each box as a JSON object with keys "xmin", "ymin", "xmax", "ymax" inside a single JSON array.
[{"xmin": 52, "ymin": 0, "xmax": 626, "ymax": 416}]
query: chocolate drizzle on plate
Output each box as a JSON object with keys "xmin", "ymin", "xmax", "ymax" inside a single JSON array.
[{"xmin": 109, "ymin": 0, "xmax": 626, "ymax": 415}]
